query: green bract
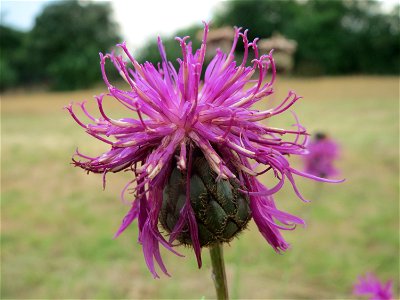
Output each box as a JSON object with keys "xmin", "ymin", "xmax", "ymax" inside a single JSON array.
[{"xmin": 160, "ymin": 151, "xmax": 251, "ymax": 247}]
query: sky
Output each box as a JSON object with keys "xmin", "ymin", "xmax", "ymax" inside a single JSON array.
[
  {"xmin": 0, "ymin": 0, "xmax": 397, "ymax": 48},
  {"xmin": 0, "ymin": 0, "xmax": 222, "ymax": 48}
]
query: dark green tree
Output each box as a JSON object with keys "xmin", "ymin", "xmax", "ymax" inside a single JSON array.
[
  {"xmin": 213, "ymin": 0, "xmax": 399, "ymax": 75},
  {"xmin": 353, "ymin": 3, "xmax": 400, "ymax": 74},
  {"xmin": 26, "ymin": 0, "xmax": 120, "ymax": 90},
  {"xmin": 0, "ymin": 25, "xmax": 27, "ymax": 90},
  {"xmin": 137, "ymin": 24, "xmax": 204, "ymax": 70},
  {"xmin": 213, "ymin": 0, "xmax": 301, "ymax": 40},
  {"xmin": 287, "ymin": 0, "xmax": 352, "ymax": 74}
]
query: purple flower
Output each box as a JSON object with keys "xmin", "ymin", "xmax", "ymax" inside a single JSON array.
[
  {"xmin": 303, "ymin": 132, "xmax": 340, "ymax": 178},
  {"xmin": 353, "ymin": 273, "xmax": 394, "ymax": 300},
  {"xmin": 66, "ymin": 23, "xmax": 339, "ymax": 278}
]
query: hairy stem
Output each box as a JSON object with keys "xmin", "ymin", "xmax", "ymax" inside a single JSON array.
[{"xmin": 209, "ymin": 243, "xmax": 229, "ymax": 300}]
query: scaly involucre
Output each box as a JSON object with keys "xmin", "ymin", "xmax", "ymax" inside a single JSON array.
[{"xmin": 66, "ymin": 23, "xmax": 337, "ymax": 278}]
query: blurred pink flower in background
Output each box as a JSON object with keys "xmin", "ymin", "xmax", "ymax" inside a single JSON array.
[
  {"xmin": 303, "ymin": 132, "xmax": 340, "ymax": 178},
  {"xmin": 353, "ymin": 273, "xmax": 394, "ymax": 300}
]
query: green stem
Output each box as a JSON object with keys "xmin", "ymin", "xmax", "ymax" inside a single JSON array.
[{"xmin": 209, "ymin": 243, "xmax": 229, "ymax": 300}]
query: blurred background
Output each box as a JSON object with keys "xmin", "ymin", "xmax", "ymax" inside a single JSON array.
[{"xmin": 1, "ymin": 0, "xmax": 399, "ymax": 299}]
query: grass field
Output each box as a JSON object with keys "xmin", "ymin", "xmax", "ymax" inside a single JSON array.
[{"xmin": 1, "ymin": 76, "xmax": 399, "ymax": 299}]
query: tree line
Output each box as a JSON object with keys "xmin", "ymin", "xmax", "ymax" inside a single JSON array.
[
  {"xmin": 1, "ymin": 0, "xmax": 398, "ymax": 91},
  {"xmin": 1, "ymin": 0, "xmax": 120, "ymax": 91},
  {"xmin": 140, "ymin": 0, "xmax": 399, "ymax": 76}
]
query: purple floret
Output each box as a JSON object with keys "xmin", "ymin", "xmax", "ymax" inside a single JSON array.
[{"xmin": 66, "ymin": 23, "xmax": 340, "ymax": 278}]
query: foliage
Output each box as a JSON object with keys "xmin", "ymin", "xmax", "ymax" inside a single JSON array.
[
  {"xmin": 1, "ymin": 0, "xmax": 120, "ymax": 91},
  {"xmin": 214, "ymin": 0, "xmax": 300, "ymax": 39},
  {"xmin": 1, "ymin": 0, "xmax": 398, "ymax": 91},
  {"xmin": 0, "ymin": 25, "xmax": 26, "ymax": 90},
  {"xmin": 137, "ymin": 24, "xmax": 204, "ymax": 69},
  {"xmin": 213, "ymin": 0, "xmax": 399, "ymax": 75},
  {"xmin": 29, "ymin": 0, "xmax": 120, "ymax": 90},
  {"xmin": 137, "ymin": 0, "xmax": 400, "ymax": 76}
]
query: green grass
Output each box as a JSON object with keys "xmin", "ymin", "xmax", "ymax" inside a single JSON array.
[{"xmin": 1, "ymin": 76, "xmax": 399, "ymax": 299}]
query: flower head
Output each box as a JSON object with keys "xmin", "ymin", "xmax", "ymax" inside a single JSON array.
[
  {"xmin": 66, "ymin": 23, "xmax": 339, "ymax": 278},
  {"xmin": 353, "ymin": 273, "xmax": 394, "ymax": 300},
  {"xmin": 303, "ymin": 132, "xmax": 340, "ymax": 178}
]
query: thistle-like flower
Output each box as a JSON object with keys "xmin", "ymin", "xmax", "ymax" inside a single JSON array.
[
  {"xmin": 303, "ymin": 132, "xmax": 340, "ymax": 178},
  {"xmin": 353, "ymin": 273, "xmax": 394, "ymax": 300},
  {"xmin": 66, "ymin": 23, "xmax": 338, "ymax": 278}
]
